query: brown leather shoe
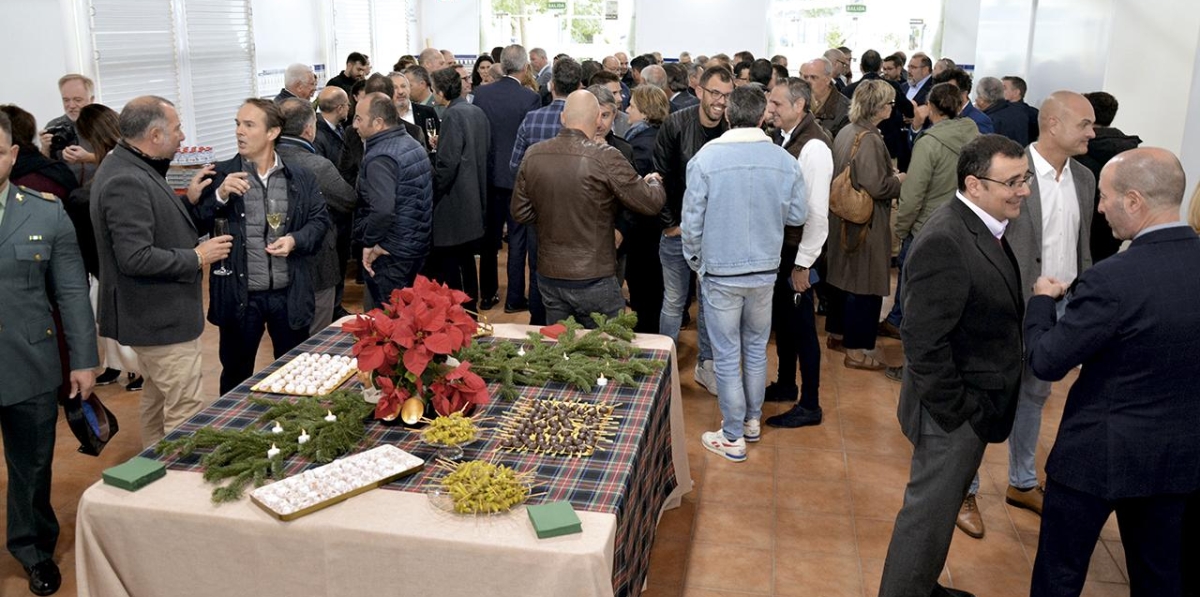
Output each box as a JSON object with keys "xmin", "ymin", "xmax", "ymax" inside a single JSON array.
[
  {"xmin": 955, "ymin": 495, "xmax": 985, "ymax": 539},
  {"xmin": 878, "ymin": 320, "xmax": 902, "ymax": 339},
  {"xmin": 844, "ymin": 351, "xmax": 887, "ymax": 371},
  {"xmin": 825, "ymin": 335, "xmax": 845, "ymax": 353},
  {"xmin": 1005, "ymin": 484, "xmax": 1045, "ymax": 515}
]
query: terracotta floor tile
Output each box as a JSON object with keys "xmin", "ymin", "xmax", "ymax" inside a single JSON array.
[
  {"xmin": 692, "ymin": 502, "xmax": 775, "ymax": 550},
  {"xmin": 770, "ymin": 418, "xmax": 845, "ymax": 451},
  {"xmin": 773, "ymin": 552, "xmax": 862, "ymax": 597},
  {"xmin": 845, "ymin": 452, "xmax": 912, "ymax": 489},
  {"xmin": 848, "ymin": 479, "xmax": 906, "ymax": 522},
  {"xmin": 946, "ymin": 568, "xmax": 1031, "ymax": 597},
  {"xmin": 1018, "ymin": 532, "xmax": 1127, "ymax": 584},
  {"xmin": 859, "ymin": 557, "xmax": 883, "ymax": 597},
  {"xmin": 682, "ymin": 588, "xmax": 770, "ymax": 597},
  {"xmin": 774, "ymin": 511, "xmax": 856, "ymax": 556},
  {"xmin": 776, "ymin": 477, "xmax": 853, "ymax": 516},
  {"xmin": 853, "ymin": 517, "xmax": 897, "ymax": 561},
  {"xmin": 647, "ymin": 537, "xmax": 691, "ymax": 588},
  {"xmin": 1103, "ymin": 540, "xmax": 1128, "ymax": 582},
  {"xmin": 946, "ymin": 526, "xmax": 1032, "ymax": 579},
  {"xmin": 644, "ymin": 583, "xmax": 685, "ymax": 597},
  {"xmin": 701, "ymin": 469, "xmax": 774, "ymax": 508},
  {"xmin": 1080, "ymin": 580, "xmax": 1133, "ymax": 597},
  {"xmin": 684, "ymin": 542, "xmax": 773, "ymax": 594},
  {"xmin": 656, "ymin": 499, "xmax": 698, "ymax": 542},
  {"xmin": 773, "ymin": 447, "xmax": 848, "ymax": 481}
]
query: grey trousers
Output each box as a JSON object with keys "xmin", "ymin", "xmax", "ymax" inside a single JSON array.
[
  {"xmin": 310, "ymin": 286, "xmax": 337, "ymax": 336},
  {"xmin": 879, "ymin": 407, "xmax": 988, "ymax": 597}
]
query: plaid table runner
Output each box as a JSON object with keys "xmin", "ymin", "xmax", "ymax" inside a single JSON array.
[{"xmin": 148, "ymin": 326, "xmax": 678, "ymax": 597}]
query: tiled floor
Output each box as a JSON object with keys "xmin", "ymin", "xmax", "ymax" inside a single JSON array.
[{"xmin": 0, "ymin": 261, "xmax": 1130, "ymax": 597}]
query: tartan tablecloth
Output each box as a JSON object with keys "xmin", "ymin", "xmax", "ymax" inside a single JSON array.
[{"xmin": 147, "ymin": 325, "xmax": 678, "ymax": 597}]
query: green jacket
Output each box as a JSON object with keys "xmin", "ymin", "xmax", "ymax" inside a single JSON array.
[
  {"xmin": 0, "ymin": 184, "xmax": 97, "ymax": 405},
  {"xmin": 895, "ymin": 117, "xmax": 979, "ymax": 240}
]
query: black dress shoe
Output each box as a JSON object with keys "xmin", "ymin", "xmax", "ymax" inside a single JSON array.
[
  {"xmin": 764, "ymin": 382, "xmax": 798, "ymax": 402},
  {"xmin": 765, "ymin": 404, "xmax": 823, "ymax": 428},
  {"xmin": 95, "ymin": 367, "xmax": 121, "ymax": 385},
  {"xmin": 503, "ymin": 298, "xmax": 529, "ymax": 313},
  {"xmin": 126, "ymin": 375, "xmax": 144, "ymax": 392},
  {"xmin": 931, "ymin": 584, "xmax": 975, "ymax": 597},
  {"xmin": 25, "ymin": 560, "xmax": 61, "ymax": 596},
  {"xmin": 479, "ymin": 294, "xmax": 500, "ymax": 310}
]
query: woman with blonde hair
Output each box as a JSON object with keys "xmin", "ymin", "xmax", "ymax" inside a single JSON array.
[{"xmin": 826, "ymin": 79, "xmax": 904, "ymax": 370}]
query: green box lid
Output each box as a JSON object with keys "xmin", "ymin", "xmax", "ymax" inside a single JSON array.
[
  {"xmin": 526, "ymin": 500, "xmax": 582, "ymax": 539},
  {"xmin": 102, "ymin": 456, "xmax": 167, "ymax": 492}
]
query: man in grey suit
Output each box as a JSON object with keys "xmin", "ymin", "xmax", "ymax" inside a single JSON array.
[
  {"xmin": 878, "ymin": 135, "xmax": 1029, "ymax": 597},
  {"xmin": 958, "ymin": 91, "xmax": 1096, "ymax": 538},
  {"xmin": 0, "ymin": 111, "xmax": 97, "ymax": 596},
  {"xmin": 91, "ymin": 96, "xmax": 232, "ymax": 448}
]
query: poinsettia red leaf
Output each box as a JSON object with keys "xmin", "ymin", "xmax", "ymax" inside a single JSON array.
[
  {"xmin": 381, "ymin": 343, "xmax": 400, "ymax": 368},
  {"xmin": 341, "ymin": 315, "xmax": 373, "ymax": 336},
  {"xmin": 539, "ymin": 323, "xmax": 567, "ymax": 339},
  {"xmin": 375, "ymin": 389, "xmax": 402, "ymax": 420},
  {"xmin": 357, "ymin": 344, "xmax": 385, "ymax": 372},
  {"xmin": 424, "ymin": 332, "xmax": 454, "ymax": 354},
  {"xmin": 403, "ymin": 346, "xmax": 433, "ymax": 377}
]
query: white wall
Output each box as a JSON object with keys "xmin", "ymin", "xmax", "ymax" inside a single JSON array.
[
  {"xmin": 633, "ymin": 0, "xmax": 770, "ymax": 58},
  {"xmin": 419, "ymin": 0, "xmax": 481, "ymax": 56},
  {"xmin": 940, "ymin": 0, "xmax": 981, "ymax": 66},
  {"xmin": 253, "ymin": 0, "xmax": 326, "ymax": 74},
  {"xmin": 1182, "ymin": 24, "xmax": 1200, "ymax": 212},
  {"xmin": 0, "ymin": 0, "xmax": 77, "ymax": 133}
]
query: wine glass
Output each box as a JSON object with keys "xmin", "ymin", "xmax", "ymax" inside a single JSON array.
[
  {"xmin": 266, "ymin": 198, "xmax": 286, "ymax": 241},
  {"xmin": 425, "ymin": 118, "xmax": 439, "ymax": 151},
  {"xmin": 211, "ymin": 218, "xmax": 232, "ymax": 277}
]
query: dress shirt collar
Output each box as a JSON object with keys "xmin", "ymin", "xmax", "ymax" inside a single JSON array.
[
  {"xmin": 1029, "ymin": 142, "xmax": 1071, "ymax": 182},
  {"xmin": 956, "ymin": 191, "xmax": 1008, "ymax": 239},
  {"xmin": 1134, "ymin": 220, "xmax": 1190, "ymax": 239}
]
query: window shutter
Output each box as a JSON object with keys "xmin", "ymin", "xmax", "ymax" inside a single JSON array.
[
  {"xmin": 88, "ymin": 0, "xmax": 182, "ymax": 110},
  {"xmin": 374, "ymin": 1, "xmax": 409, "ymax": 71},
  {"xmin": 180, "ymin": 0, "xmax": 256, "ymax": 160},
  {"xmin": 334, "ymin": 0, "xmax": 375, "ymax": 70}
]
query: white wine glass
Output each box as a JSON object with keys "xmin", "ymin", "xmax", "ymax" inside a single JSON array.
[
  {"xmin": 266, "ymin": 198, "xmax": 286, "ymax": 240},
  {"xmin": 211, "ymin": 218, "xmax": 233, "ymax": 277}
]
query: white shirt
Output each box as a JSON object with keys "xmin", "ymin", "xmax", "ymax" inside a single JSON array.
[
  {"xmin": 398, "ymin": 102, "xmax": 415, "ymax": 125},
  {"xmin": 785, "ymin": 124, "xmax": 833, "ymax": 268},
  {"xmin": 956, "ymin": 192, "xmax": 1008, "ymax": 239},
  {"xmin": 1030, "ymin": 143, "xmax": 1081, "ymax": 285}
]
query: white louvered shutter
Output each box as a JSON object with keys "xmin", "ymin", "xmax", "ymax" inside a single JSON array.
[
  {"xmin": 88, "ymin": 0, "xmax": 182, "ymax": 110},
  {"xmin": 334, "ymin": 0, "xmax": 375, "ymax": 71},
  {"xmin": 180, "ymin": 0, "xmax": 256, "ymax": 160},
  {"xmin": 374, "ymin": 0, "xmax": 409, "ymax": 71}
]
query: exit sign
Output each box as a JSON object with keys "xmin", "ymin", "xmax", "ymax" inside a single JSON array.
[
  {"xmin": 548, "ymin": 1, "xmax": 566, "ymax": 9},
  {"xmin": 846, "ymin": 4, "xmax": 866, "ymax": 13}
]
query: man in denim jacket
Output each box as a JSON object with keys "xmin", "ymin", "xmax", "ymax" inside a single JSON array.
[{"xmin": 682, "ymin": 85, "xmax": 808, "ymax": 462}]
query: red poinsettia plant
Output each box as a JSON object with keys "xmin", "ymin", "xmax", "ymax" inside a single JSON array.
[{"xmin": 342, "ymin": 276, "xmax": 490, "ymax": 422}]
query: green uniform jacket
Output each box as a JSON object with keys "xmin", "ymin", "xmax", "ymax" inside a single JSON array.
[{"xmin": 0, "ymin": 184, "xmax": 98, "ymax": 406}]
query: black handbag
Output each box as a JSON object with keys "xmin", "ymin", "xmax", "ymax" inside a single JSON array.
[{"xmin": 64, "ymin": 393, "xmax": 120, "ymax": 456}]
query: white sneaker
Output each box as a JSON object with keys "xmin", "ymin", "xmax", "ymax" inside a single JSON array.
[
  {"xmin": 743, "ymin": 419, "xmax": 761, "ymax": 443},
  {"xmin": 701, "ymin": 430, "xmax": 747, "ymax": 462},
  {"xmin": 694, "ymin": 360, "xmax": 718, "ymax": 396}
]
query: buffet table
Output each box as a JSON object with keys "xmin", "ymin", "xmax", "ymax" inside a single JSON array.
[{"xmin": 75, "ymin": 323, "xmax": 690, "ymax": 597}]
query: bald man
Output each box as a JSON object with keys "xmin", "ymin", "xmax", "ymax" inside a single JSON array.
[
  {"xmin": 957, "ymin": 90, "xmax": 1097, "ymax": 540},
  {"xmin": 1024, "ymin": 147, "xmax": 1200, "ymax": 597},
  {"xmin": 315, "ymin": 86, "xmax": 349, "ymax": 163},
  {"xmin": 510, "ymin": 90, "xmax": 665, "ymax": 328}
]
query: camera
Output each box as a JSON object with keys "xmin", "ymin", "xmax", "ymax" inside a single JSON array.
[{"xmin": 45, "ymin": 123, "xmax": 78, "ymax": 156}]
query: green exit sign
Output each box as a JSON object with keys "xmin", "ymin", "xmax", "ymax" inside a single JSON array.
[
  {"xmin": 548, "ymin": 1, "xmax": 567, "ymax": 9},
  {"xmin": 846, "ymin": 4, "xmax": 866, "ymax": 13}
]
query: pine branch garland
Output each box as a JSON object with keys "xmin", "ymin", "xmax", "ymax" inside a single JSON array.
[{"xmin": 454, "ymin": 312, "xmax": 665, "ymax": 400}]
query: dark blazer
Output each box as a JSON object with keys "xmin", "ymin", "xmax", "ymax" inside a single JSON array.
[
  {"xmin": 195, "ymin": 155, "xmax": 330, "ymax": 331},
  {"xmin": 276, "ymin": 137, "xmax": 355, "ymax": 292},
  {"xmin": 432, "ymin": 97, "xmax": 490, "ymax": 247},
  {"xmin": 669, "ymin": 92, "xmax": 699, "ymax": 113},
  {"xmin": 472, "ymin": 76, "xmax": 541, "ymax": 189},
  {"xmin": 313, "ymin": 116, "xmax": 345, "ymax": 166},
  {"xmin": 1025, "ymin": 225, "xmax": 1200, "ymax": 499},
  {"xmin": 1004, "ymin": 148, "xmax": 1094, "ymax": 295},
  {"xmin": 1, "ymin": 184, "xmax": 97, "ymax": 405},
  {"xmin": 901, "ymin": 77, "xmax": 933, "ymax": 106},
  {"xmin": 898, "ymin": 198, "xmax": 1024, "ymax": 443},
  {"xmin": 411, "ymin": 102, "xmax": 441, "ymax": 145},
  {"xmin": 91, "ymin": 144, "xmax": 206, "ymax": 346},
  {"xmin": 625, "ymin": 123, "xmax": 659, "ymax": 176},
  {"xmin": 982, "ymin": 99, "xmax": 1030, "ymax": 146}
]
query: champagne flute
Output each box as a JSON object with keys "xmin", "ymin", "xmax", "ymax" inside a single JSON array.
[
  {"xmin": 266, "ymin": 198, "xmax": 286, "ymax": 241},
  {"xmin": 425, "ymin": 118, "xmax": 439, "ymax": 150},
  {"xmin": 212, "ymin": 218, "xmax": 233, "ymax": 277}
]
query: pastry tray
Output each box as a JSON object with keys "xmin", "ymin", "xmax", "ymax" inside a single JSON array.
[
  {"xmin": 251, "ymin": 353, "xmax": 358, "ymax": 396},
  {"xmin": 250, "ymin": 445, "xmax": 425, "ymax": 521}
]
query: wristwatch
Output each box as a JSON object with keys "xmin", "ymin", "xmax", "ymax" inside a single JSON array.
[{"xmin": 793, "ymin": 265, "xmax": 808, "ymax": 271}]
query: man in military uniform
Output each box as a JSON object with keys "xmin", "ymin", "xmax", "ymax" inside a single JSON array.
[{"xmin": 0, "ymin": 111, "xmax": 97, "ymax": 595}]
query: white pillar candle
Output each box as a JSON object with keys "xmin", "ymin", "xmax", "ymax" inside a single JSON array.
[
  {"xmin": 267, "ymin": 444, "xmax": 281, "ymax": 459},
  {"xmin": 297, "ymin": 429, "xmax": 310, "ymax": 445},
  {"xmin": 271, "ymin": 421, "xmax": 284, "ymax": 434},
  {"xmin": 324, "ymin": 410, "xmax": 337, "ymax": 422}
]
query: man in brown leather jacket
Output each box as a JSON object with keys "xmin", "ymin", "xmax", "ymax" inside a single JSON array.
[{"xmin": 512, "ymin": 90, "xmax": 665, "ymax": 327}]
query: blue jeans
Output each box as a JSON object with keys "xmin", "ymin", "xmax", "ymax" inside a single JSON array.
[
  {"xmin": 886, "ymin": 236, "xmax": 912, "ymax": 327},
  {"xmin": 658, "ymin": 234, "xmax": 711, "ymax": 361},
  {"xmin": 537, "ymin": 275, "xmax": 624, "ymax": 329},
  {"xmin": 702, "ymin": 276, "xmax": 773, "ymax": 441}
]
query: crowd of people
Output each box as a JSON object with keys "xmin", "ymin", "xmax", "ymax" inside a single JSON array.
[{"xmin": 1, "ymin": 41, "xmax": 1199, "ymax": 597}]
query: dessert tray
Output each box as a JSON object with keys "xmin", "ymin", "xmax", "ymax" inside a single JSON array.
[
  {"xmin": 251, "ymin": 352, "xmax": 358, "ymax": 396},
  {"xmin": 250, "ymin": 445, "xmax": 425, "ymax": 520}
]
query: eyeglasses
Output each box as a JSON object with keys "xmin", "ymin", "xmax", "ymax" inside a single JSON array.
[
  {"xmin": 702, "ymin": 86, "xmax": 732, "ymax": 102},
  {"xmin": 977, "ymin": 171, "xmax": 1034, "ymax": 189}
]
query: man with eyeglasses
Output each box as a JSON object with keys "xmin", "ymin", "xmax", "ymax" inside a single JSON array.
[
  {"xmin": 955, "ymin": 90, "xmax": 1096, "ymax": 541},
  {"xmin": 653, "ymin": 65, "xmax": 733, "ymax": 395},
  {"xmin": 799, "ymin": 57, "xmax": 850, "ymax": 140},
  {"xmin": 879, "ymin": 134, "xmax": 1030, "ymax": 597}
]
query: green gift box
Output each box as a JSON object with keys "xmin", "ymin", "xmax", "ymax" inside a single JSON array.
[
  {"xmin": 102, "ymin": 456, "xmax": 167, "ymax": 492},
  {"xmin": 526, "ymin": 500, "xmax": 582, "ymax": 539}
]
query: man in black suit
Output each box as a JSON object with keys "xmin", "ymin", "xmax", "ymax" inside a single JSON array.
[
  {"xmin": 92, "ymin": 96, "xmax": 232, "ymax": 447},
  {"xmin": 1026, "ymin": 147, "xmax": 1200, "ymax": 597},
  {"xmin": 472, "ymin": 44, "xmax": 542, "ymax": 311},
  {"xmin": 1003, "ymin": 76, "xmax": 1039, "ymax": 144},
  {"xmin": 878, "ymin": 135, "xmax": 1029, "ymax": 597}
]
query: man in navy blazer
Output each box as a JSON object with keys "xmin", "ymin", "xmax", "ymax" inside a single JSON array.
[
  {"xmin": 1025, "ymin": 148, "xmax": 1200, "ymax": 597},
  {"xmin": 471, "ymin": 44, "xmax": 541, "ymax": 312}
]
